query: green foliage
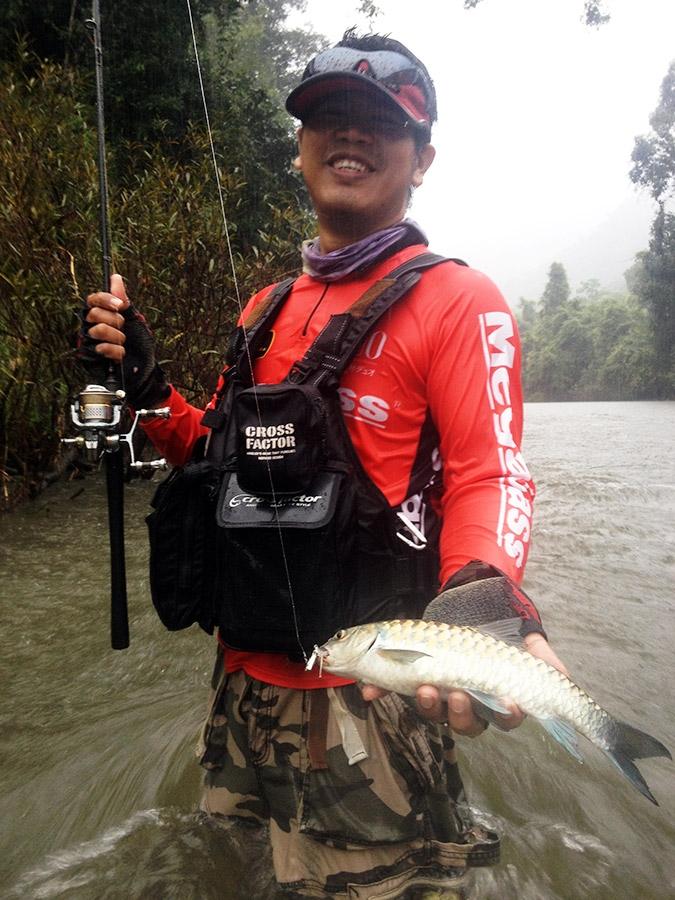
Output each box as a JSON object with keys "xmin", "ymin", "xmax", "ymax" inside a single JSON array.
[
  {"xmin": 0, "ymin": 53, "xmax": 100, "ymax": 506},
  {"xmin": 0, "ymin": 1, "xmax": 233, "ymax": 145},
  {"xmin": 0, "ymin": 2, "xmax": 323, "ymax": 506},
  {"xmin": 0, "ymin": 1, "xmax": 90, "ymax": 69},
  {"xmin": 520, "ymin": 57, "xmax": 674, "ymax": 401},
  {"xmin": 518, "ymin": 267, "xmax": 658, "ymax": 401},
  {"xmin": 462, "ymin": 0, "xmax": 610, "ymax": 26},
  {"xmin": 540, "ymin": 261, "xmax": 570, "ymax": 317},
  {"xmin": 630, "ymin": 61, "xmax": 675, "ymax": 203},
  {"xmin": 0, "ymin": 1, "xmax": 318, "ymax": 152},
  {"xmin": 112, "ymin": 131, "xmax": 310, "ymax": 400},
  {"xmin": 204, "ymin": 1, "xmax": 324, "ymax": 105},
  {"xmin": 100, "ymin": 0, "xmax": 224, "ymax": 145},
  {"xmin": 0, "ymin": 2, "xmax": 317, "ymax": 243},
  {"xmin": 0, "ymin": 51, "xmax": 313, "ymax": 508},
  {"xmin": 628, "ymin": 61, "xmax": 675, "ymax": 398},
  {"xmin": 626, "ymin": 210, "xmax": 675, "ymax": 398}
]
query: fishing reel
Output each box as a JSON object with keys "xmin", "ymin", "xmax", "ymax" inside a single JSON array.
[{"xmin": 62, "ymin": 383, "xmax": 170, "ymax": 470}]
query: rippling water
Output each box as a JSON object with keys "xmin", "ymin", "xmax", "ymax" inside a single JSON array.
[{"xmin": 1, "ymin": 401, "xmax": 674, "ymax": 899}]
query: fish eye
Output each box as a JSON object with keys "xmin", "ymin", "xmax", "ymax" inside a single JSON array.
[{"xmin": 335, "ymin": 629, "xmax": 346, "ymax": 640}]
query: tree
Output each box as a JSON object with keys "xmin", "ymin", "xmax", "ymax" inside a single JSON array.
[
  {"xmin": 0, "ymin": 1, "xmax": 319, "ymax": 149},
  {"xmin": 630, "ymin": 61, "xmax": 675, "ymax": 204},
  {"xmin": 626, "ymin": 211, "xmax": 675, "ymax": 398},
  {"xmin": 0, "ymin": 1, "xmax": 235, "ymax": 145},
  {"xmin": 0, "ymin": 1, "xmax": 90, "ymax": 69},
  {"xmin": 584, "ymin": 295, "xmax": 656, "ymax": 400},
  {"xmin": 462, "ymin": 0, "xmax": 610, "ymax": 26},
  {"xmin": 540, "ymin": 262, "xmax": 570, "ymax": 316},
  {"xmin": 629, "ymin": 61, "xmax": 675, "ymax": 398},
  {"xmin": 204, "ymin": 0, "xmax": 324, "ymax": 105},
  {"xmin": 576, "ymin": 279, "xmax": 602, "ymax": 303},
  {"xmin": 357, "ymin": 2, "xmax": 384, "ymax": 27},
  {"xmin": 519, "ymin": 272, "xmax": 657, "ymax": 401}
]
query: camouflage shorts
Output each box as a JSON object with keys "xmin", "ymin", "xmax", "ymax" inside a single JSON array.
[{"xmin": 198, "ymin": 648, "xmax": 499, "ymax": 898}]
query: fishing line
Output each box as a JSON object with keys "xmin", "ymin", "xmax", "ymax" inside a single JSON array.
[{"xmin": 185, "ymin": 0, "xmax": 307, "ymax": 661}]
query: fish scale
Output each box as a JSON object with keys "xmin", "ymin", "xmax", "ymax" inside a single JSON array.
[
  {"xmin": 310, "ymin": 618, "xmax": 671, "ymax": 805},
  {"xmin": 370, "ymin": 621, "xmax": 573, "ymax": 721}
]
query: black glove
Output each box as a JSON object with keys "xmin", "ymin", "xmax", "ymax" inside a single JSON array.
[
  {"xmin": 424, "ymin": 561, "xmax": 547, "ymax": 732},
  {"xmin": 424, "ymin": 559, "xmax": 547, "ymax": 640},
  {"xmin": 78, "ymin": 303, "xmax": 170, "ymax": 408}
]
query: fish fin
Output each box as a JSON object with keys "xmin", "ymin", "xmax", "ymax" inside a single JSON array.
[
  {"xmin": 603, "ymin": 720, "xmax": 671, "ymax": 806},
  {"xmin": 540, "ymin": 716, "xmax": 585, "ymax": 763},
  {"xmin": 606, "ymin": 752, "xmax": 659, "ymax": 805},
  {"xmin": 473, "ymin": 617, "xmax": 524, "ymax": 647},
  {"xmin": 376, "ymin": 647, "xmax": 433, "ymax": 664},
  {"xmin": 464, "ymin": 689, "xmax": 511, "ymax": 716},
  {"xmin": 609, "ymin": 720, "xmax": 671, "ymax": 761}
]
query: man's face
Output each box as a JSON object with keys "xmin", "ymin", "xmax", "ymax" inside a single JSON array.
[{"xmin": 295, "ymin": 93, "xmax": 435, "ymax": 246}]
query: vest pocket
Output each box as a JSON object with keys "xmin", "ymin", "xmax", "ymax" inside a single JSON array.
[
  {"xmin": 215, "ymin": 469, "xmax": 356, "ymax": 654},
  {"xmin": 234, "ymin": 383, "xmax": 327, "ymax": 495},
  {"xmin": 146, "ymin": 459, "xmax": 219, "ymax": 633}
]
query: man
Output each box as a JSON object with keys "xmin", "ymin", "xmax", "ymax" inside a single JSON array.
[{"xmin": 84, "ymin": 30, "xmax": 567, "ymax": 900}]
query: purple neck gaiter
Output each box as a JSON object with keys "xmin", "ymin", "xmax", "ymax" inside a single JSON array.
[{"xmin": 301, "ymin": 219, "xmax": 428, "ymax": 282}]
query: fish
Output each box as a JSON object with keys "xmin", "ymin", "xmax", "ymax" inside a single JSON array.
[{"xmin": 306, "ymin": 618, "xmax": 671, "ymax": 805}]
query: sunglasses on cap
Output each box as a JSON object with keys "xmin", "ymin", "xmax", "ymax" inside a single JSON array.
[{"xmin": 286, "ymin": 45, "xmax": 434, "ymax": 138}]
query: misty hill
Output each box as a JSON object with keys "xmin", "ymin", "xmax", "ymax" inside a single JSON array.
[{"xmin": 502, "ymin": 192, "xmax": 655, "ymax": 303}]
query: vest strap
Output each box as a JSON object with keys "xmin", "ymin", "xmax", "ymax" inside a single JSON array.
[{"xmin": 288, "ymin": 252, "xmax": 458, "ymax": 386}]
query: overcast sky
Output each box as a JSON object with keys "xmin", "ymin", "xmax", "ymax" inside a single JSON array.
[{"xmin": 289, "ymin": 0, "xmax": 675, "ymax": 306}]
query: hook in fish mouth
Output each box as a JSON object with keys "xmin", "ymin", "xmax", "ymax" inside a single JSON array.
[{"xmin": 305, "ymin": 645, "xmax": 329, "ymax": 675}]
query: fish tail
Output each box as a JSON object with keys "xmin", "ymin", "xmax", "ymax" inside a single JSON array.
[{"xmin": 604, "ymin": 720, "xmax": 671, "ymax": 805}]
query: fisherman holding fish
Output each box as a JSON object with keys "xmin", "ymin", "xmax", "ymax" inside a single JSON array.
[{"xmin": 82, "ymin": 29, "xmax": 579, "ymax": 900}]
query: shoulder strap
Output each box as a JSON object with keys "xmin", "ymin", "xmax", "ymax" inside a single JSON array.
[
  {"xmin": 227, "ymin": 276, "xmax": 297, "ymax": 381},
  {"xmin": 288, "ymin": 252, "xmax": 464, "ymax": 386},
  {"xmin": 201, "ymin": 276, "xmax": 296, "ymax": 432},
  {"xmin": 387, "ymin": 252, "xmax": 466, "ymax": 278}
]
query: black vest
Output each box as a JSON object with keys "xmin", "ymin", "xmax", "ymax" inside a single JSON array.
[
  {"xmin": 202, "ymin": 252, "xmax": 463, "ymax": 658},
  {"xmin": 146, "ymin": 252, "xmax": 468, "ymax": 657}
]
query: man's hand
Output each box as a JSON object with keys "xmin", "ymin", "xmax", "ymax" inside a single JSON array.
[
  {"xmin": 360, "ymin": 633, "xmax": 569, "ymax": 737},
  {"xmin": 81, "ymin": 273, "xmax": 169, "ymax": 408},
  {"xmin": 83, "ymin": 272, "xmax": 130, "ymax": 362}
]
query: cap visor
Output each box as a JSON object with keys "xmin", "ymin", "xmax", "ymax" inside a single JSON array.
[{"xmin": 286, "ymin": 72, "xmax": 411, "ymax": 123}]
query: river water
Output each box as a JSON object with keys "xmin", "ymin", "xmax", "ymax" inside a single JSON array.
[{"xmin": 1, "ymin": 401, "xmax": 674, "ymax": 899}]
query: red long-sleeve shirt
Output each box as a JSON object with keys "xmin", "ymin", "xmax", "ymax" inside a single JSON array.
[{"xmin": 143, "ymin": 245, "xmax": 535, "ymax": 687}]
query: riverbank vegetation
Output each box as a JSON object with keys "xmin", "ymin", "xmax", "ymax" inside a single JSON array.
[
  {"xmin": 519, "ymin": 60, "xmax": 675, "ymax": 402},
  {"xmin": 518, "ymin": 265, "xmax": 658, "ymax": 401},
  {"xmin": 0, "ymin": 2, "xmax": 321, "ymax": 508},
  {"xmin": 0, "ymin": 3, "xmax": 673, "ymax": 508}
]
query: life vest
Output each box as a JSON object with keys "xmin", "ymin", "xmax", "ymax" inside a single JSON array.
[{"xmin": 199, "ymin": 252, "xmax": 464, "ymax": 659}]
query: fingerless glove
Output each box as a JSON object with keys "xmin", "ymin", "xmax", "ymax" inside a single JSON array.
[
  {"xmin": 78, "ymin": 303, "xmax": 170, "ymax": 408},
  {"xmin": 424, "ymin": 559, "xmax": 546, "ymax": 639}
]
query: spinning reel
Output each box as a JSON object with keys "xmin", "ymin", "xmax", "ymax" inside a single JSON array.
[{"xmin": 63, "ymin": 382, "xmax": 170, "ymax": 470}]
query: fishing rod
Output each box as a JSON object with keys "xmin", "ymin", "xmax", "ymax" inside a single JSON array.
[{"xmin": 63, "ymin": 0, "xmax": 169, "ymax": 650}]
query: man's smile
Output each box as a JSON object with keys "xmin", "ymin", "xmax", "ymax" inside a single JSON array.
[{"xmin": 326, "ymin": 151, "xmax": 375, "ymax": 175}]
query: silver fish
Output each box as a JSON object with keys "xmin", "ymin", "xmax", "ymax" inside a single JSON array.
[{"xmin": 308, "ymin": 618, "xmax": 671, "ymax": 805}]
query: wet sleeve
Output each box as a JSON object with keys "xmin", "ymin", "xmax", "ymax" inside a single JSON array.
[
  {"xmin": 139, "ymin": 385, "xmax": 208, "ymax": 467},
  {"xmin": 425, "ymin": 268, "xmax": 536, "ymax": 586}
]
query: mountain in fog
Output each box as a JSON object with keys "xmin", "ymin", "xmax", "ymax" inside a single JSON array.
[{"xmin": 502, "ymin": 192, "xmax": 655, "ymax": 303}]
